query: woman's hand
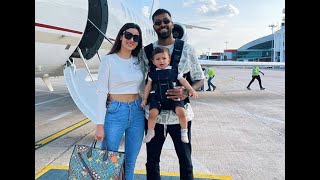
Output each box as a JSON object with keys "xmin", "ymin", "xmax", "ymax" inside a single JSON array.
[
  {"xmin": 141, "ymin": 100, "xmax": 147, "ymax": 108},
  {"xmin": 95, "ymin": 124, "xmax": 104, "ymax": 141}
]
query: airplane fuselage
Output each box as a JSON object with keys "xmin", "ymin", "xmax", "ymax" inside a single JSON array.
[{"xmin": 35, "ymin": 0, "xmax": 156, "ymax": 78}]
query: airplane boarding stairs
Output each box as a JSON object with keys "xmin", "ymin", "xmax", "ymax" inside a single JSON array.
[{"xmin": 64, "ymin": 63, "xmax": 100, "ymax": 124}]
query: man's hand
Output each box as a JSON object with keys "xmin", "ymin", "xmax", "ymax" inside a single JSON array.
[
  {"xmin": 166, "ymin": 86, "xmax": 188, "ymax": 101},
  {"xmin": 189, "ymin": 89, "xmax": 198, "ymax": 98}
]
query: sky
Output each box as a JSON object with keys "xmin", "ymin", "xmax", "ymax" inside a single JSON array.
[{"xmin": 125, "ymin": 0, "xmax": 285, "ymax": 55}]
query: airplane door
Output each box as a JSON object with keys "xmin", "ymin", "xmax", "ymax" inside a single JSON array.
[
  {"xmin": 72, "ymin": 0, "xmax": 108, "ymax": 60},
  {"xmin": 64, "ymin": 0, "xmax": 109, "ymax": 124}
]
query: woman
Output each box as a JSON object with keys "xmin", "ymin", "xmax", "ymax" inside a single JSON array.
[{"xmin": 95, "ymin": 23, "xmax": 145, "ymax": 180}]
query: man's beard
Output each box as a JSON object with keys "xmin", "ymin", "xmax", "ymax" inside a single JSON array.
[{"xmin": 156, "ymin": 28, "xmax": 172, "ymax": 39}]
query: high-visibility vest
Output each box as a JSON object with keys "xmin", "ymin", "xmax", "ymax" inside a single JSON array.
[
  {"xmin": 207, "ymin": 68, "xmax": 215, "ymax": 77},
  {"xmin": 252, "ymin": 66, "xmax": 259, "ymax": 76}
]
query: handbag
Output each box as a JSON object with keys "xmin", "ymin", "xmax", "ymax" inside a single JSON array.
[{"xmin": 68, "ymin": 139, "xmax": 125, "ymax": 180}]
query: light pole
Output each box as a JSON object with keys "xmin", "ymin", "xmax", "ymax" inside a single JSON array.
[
  {"xmin": 207, "ymin": 48, "xmax": 211, "ymax": 60},
  {"xmin": 269, "ymin": 24, "xmax": 277, "ymax": 62},
  {"xmin": 224, "ymin": 42, "xmax": 228, "ymax": 61}
]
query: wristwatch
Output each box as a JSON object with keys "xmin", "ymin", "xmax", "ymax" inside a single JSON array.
[{"xmin": 182, "ymin": 87, "xmax": 189, "ymax": 96}]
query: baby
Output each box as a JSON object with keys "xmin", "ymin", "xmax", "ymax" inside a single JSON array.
[{"xmin": 141, "ymin": 46, "xmax": 198, "ymax": 143}]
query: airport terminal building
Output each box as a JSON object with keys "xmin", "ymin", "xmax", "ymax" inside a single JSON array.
[
  {"xmin": 237, "ymin": 22, "xmax": 285, "ymax": 62},
  {"xmin": 236, "ymin": 8, "xmax": 285, "ymax": 62},
  {"xmin": 202, "ymin": 8, "xmax": 285, "ymax": 62},
  {"xmin": 237, "ymin": 34, "xmax": 273, "ymax": 62},
  {"xmin": 273, "ymin": 23, "xmax": 285, "ymax": 62},
  {"xmin": 201, "ymin": 23, "xmax": 285, "ymax": 62}
]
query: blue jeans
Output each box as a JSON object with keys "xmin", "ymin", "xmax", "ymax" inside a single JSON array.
[
  {"xmin": 102, "ymin": 97, "xmax": 145, "ymax": 180},
  {"xmin": 207, "ymin": 76, "xmax": 216, "ymax": 90}
]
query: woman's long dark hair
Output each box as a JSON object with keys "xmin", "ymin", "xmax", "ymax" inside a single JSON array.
[{"xmin": 108, "ymin": 23, "xmax": 143, "ymax": 57}]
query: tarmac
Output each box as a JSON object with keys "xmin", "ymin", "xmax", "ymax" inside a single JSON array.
[{"xmin": 35, "ymin": 66, "xmax": 285, "ymax": 180}]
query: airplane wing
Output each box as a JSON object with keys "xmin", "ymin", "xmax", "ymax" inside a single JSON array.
[{"xmin": 182, "ymin": 24, "xmax": 212, "ymax": 30}]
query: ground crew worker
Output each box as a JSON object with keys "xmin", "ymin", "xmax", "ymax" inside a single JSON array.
[
  {"xmin": 246, "ymin": 66, "xmax": 265, "ymax": 90},
  {"xmin": 206, "ymin": 67, "xmax": 216, "ymax": 91}
]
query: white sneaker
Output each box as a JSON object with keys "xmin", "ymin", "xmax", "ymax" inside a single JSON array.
[
  {"xmin": 143, "ymin": 129, "xmax": 155, "ymax": 143},
  {"xmin": 181, "ymin": 129, "xmax": 189, "ymax": 143}
]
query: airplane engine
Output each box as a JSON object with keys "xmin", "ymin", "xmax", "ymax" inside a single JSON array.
[{"xmin": 172, "ymin": 22, "xmax": 188, "ymax": 42}]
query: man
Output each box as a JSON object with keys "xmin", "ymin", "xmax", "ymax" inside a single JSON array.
[
  {"xmin": 246, "ymin": 66, "xmax": 265, "ymax": 90},
  {"xmin": 140, "ymin": 9, "xmax": 205, "ymax": 180},
  {"xmin": 206, "ymin": 67, "xmax": 216, "ymax": 91}
]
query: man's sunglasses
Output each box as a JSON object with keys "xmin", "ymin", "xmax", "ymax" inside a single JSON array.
[
  {"xmin": 123, "ymin": 31, "xmax": 139, "ymax": 42},
  {"xmin": 153, "ymin": 18, "xmax": 171, "ymax": 26}
]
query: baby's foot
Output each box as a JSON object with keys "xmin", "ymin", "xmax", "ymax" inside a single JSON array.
[
  {"xmin": 181, "ymin": 129, "xmax": 189, "ymax": 143},
  {"xmin": 143, "ymin": 129, "xmax": 155, "ymax": 143}
]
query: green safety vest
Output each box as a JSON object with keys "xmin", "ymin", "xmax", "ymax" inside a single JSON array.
[
  {"xmin": 207, "ymin": 68, "xmax": 215, "ymax": 77},
  {"xmin": 252, "ymin": 66, "xmax": 259, "ymax": 76}
]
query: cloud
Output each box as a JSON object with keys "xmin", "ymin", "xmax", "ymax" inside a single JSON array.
[
  {"xmin": 142, "ymin": 6, "xmax": 150, "ymax": 18},
  {"xmin": 183, "ymin": 0, "xmax": 239, "ymax": 17}
]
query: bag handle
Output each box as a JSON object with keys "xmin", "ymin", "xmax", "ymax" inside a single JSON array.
[
  {"xmin": 77, "ymin": 139, "xmax": 125, "ymax": 180},
  {"xmin": 78, "ymin": 146, "xmax": 125, "ymax": 180},
  {"xmin": 77, "ymin": 151, "xmax": 95, "ymax": 180},
  {"xmin": 87, "ymin": 139, "xmax": 109, "ymax": 161}
]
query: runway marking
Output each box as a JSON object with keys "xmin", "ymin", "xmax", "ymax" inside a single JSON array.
[
  {"xmin": 35, "ymin": 89, "xmax": 52, "ymax": 92},
  {"xmin": 35, "ymin": 88, "xmax": 67, "ymax": 93},
  {"xmin": 135, "ymin": 169, "xmax": 232, "ymax": 179},
  {"xmin": 49, "ymin": 111, "xmax": 72, "ymax": 121},
  {"xmin": 35, "ymin": 95, "xmax": 70, "ymax": 106},
  {"xmin": 35, "ymin": 165, "xmax": 68, "ymax": 179},
  {"xmin": 35, "ymin": 119, "xmax": 90, "ymax": 150},
  {"xmin": 35, "ymin": 165, "xmax": 232, "ymax": 180}
]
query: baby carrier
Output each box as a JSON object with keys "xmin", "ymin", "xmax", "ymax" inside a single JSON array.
[{"xmin": 144, "ymin": 39, "xmax": 191, "ymax": 111}]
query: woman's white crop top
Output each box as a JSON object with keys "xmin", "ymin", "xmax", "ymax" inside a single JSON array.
[{"xmin": 96, "ymin": 53, "xmax": 145, "ymax": 124}]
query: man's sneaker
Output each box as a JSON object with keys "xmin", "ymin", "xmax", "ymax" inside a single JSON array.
[
  {"xmin": 246, "ymin": 87, "xmax": 251, "ymax": 90},
  {"xmin": 260, "ymin": 87, "xmax": 265, "ymax": 90},
  {"xmin": 212, "ymin": 87, "xmax": 216, "ymax": 91},
  {"xmin": 206, "ymin": 89, "xmax": 211, "ymax": 91}
]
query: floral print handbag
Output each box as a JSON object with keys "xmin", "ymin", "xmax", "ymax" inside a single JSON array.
[{"xmin": 68, "ymin": 139, "xmax": 125, "ymax": 180}]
